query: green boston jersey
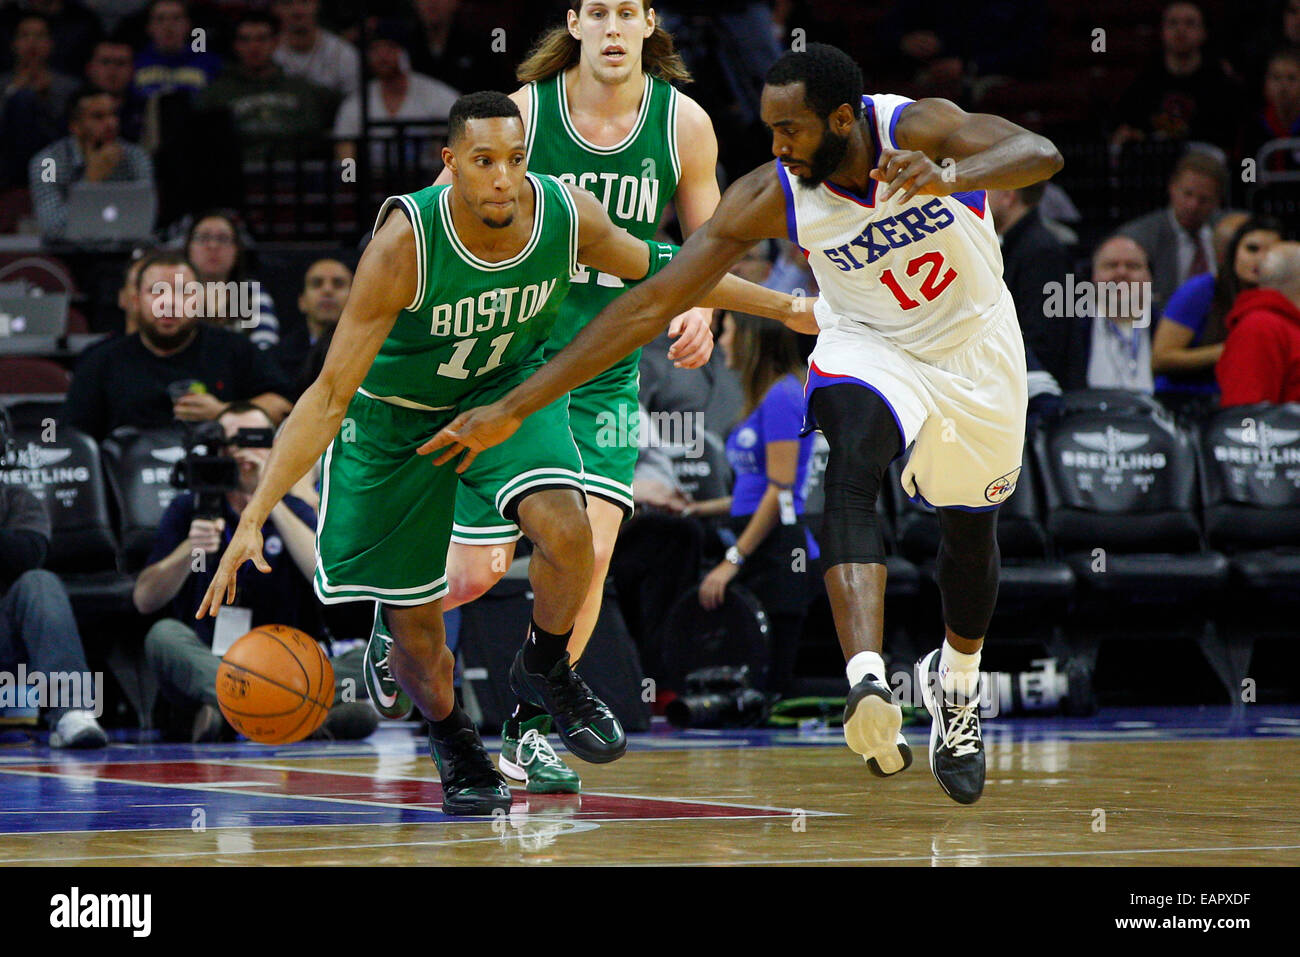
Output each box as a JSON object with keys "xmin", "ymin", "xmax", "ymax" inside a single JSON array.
[
  {"xmin": 525, "ymin": 69, "xmax": 682, "ymax": 377},
  {"xmin": 359, "ymin": 171, "xmax": 580, "ymax": 410}
]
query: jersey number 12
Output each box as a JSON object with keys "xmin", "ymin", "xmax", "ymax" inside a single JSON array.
[{"xmin": 879, "ymin": 251, "xmax": 957, "ymax": 310}]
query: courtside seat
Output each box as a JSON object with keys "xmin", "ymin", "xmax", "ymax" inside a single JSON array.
[
  {"xmin": 100, "ymin": 425, "xmax": 188, "ymax": 573},
  {"xmin": 1036, "ymin": 406, "xmax": 1234, "ymax": 700},
  {"xmin": 0, "ymin": 426, "xmax": 133, "ymax": 618},
  {"xmin": 1198, "ymin": 403, "xmax": 1300, "ymax": 608}
]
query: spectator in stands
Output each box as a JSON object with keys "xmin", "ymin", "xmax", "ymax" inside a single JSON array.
[
  {"xmin": 1062, "ymin": 236, "xmax": 1156, "ymax": 393},
  {"xmin": 85, "ymin": 36, "xmax": 144, "ymax": 142},
  {"xmin": 989, "ymin": 181, "xmax": 1074, "ymax": 387},
  {"xmin": 1240, "ymin": 47, "xmax": 1300, "ymax": 173},
  {"xmin": 198, "ymin": 12, "xmax": 334, "ymax": 161},
  {"xmin": 62, "ymin": 251, "xmax": 291, "ymax": 440},
  {"xmin": 407, "ymin": 0, "xmax": 529, "ymax": 94},
  {"xmin": 1118, "ymin": 150, "xmax": 1225, "ymax": 314},
  {"xmin": 133, "ymin": 401, "xmax": 376, "ymax": 742},
  {"xmin": 1112, "ymin": 2, "xmax": 1239, "ymax": 151},
  {"xmin": 0, "ymin": 461, "xmax": 108, "ymax": 749},
  {"xmin": 276, "ymin": 257, "xmax": 351, "ymax": 395},
  {"xmin": 1212, "ymin": 210, "xmax": 1251, "ymax": 264},
  {"xmin": 133, "ymin": 0, "xmax": 222, "ymax": 101},
  {"xmin": 4, "ymin": 1, "xmax": 103, "ymax": 75},
  {"xmin": 332, "ymin": 19, "xmax": 458, "ymax": 175},
  {"xmin": 0, "ymin": 13, "xmax": 81, "ymax": 188},
  {"xmin": 184, "ymin": 210, "xmax": 280, "ymax": 351},
  {"xmin": 685, "ymin": 311, "xmax": 818, "ymax": 696},
  {"xmin": 117, "ymin": 249, "xmax": 150, "ymax": 335},
  {"xmin": 272, "ymin": 0, "xmax": 360, "ymax": 101},
  {"xmin": 1218, "ymin": 242, "xmax": 1300, "ymax": 405},
  {"xmin": 1153, "ymin": 215, "xmax": 1284, "ymax": 411},
  {"xmin": 27, "ymin": 86, "xmax": 154, "ymax": 239}
]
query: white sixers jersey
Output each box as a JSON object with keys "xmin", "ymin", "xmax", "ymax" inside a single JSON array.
[{"xmin": 780, "ymin": 93, "xmax": 1007, "ymax": 361}]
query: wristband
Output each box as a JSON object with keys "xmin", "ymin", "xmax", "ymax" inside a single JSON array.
[{"xmin": 643, "ymin": 239, "xmax": 678, "ymax": 280}]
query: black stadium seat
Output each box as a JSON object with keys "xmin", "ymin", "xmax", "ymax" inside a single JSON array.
[
  {"xmin": 0, "ymin": 425, "xmax": 134, "ymax": 619},
  {"xmin": 669, "ymin": 428, "xmax": 732, "ymax": 503},
  {"xmin": 101, "ymin": 425, "xmax": 188, "ymax": 573},
  {"xmin": 1199, "ymin": 404, "xmax": 1300, "ymax": 687},
  {"xmin": 1036, "ymin": 405, "xmax": 1233, "ymax": 699}
]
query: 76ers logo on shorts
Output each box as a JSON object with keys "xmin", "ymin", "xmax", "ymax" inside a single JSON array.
[{"xmin": 984, "ymin": 467, "xmax": 1020, "ymax": 504}]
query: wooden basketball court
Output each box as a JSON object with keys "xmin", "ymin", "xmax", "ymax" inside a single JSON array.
[{"xmin": 1, "ymin": 708, "xmax": 1297, "ymax": 866}]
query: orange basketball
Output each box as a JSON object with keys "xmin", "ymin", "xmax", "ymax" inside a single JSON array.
[{"xmin": 216, "ymin": 625, "xmax": 335, "ymax": 744}]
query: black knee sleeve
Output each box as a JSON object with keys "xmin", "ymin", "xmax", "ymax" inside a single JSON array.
[
  {"xmin": 810, "ymin": 384, "xmax": 902, "ymax": 569},
  {"xmin": 935, "ymin": 508, "xmax": 1000, "ymax": 640}
]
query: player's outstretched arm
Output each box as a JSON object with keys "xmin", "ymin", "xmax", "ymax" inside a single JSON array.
[
  {"xmin": 196, "ymin": 211, "xmax": 417, "ymax": 618},
  {"xmin": 418, "ymin": 165, "xmax": 789, "ymax": 471},
  {"xmin": 566, "ymin": 182, "xmax": 816, "ymax": 336},
  {"xmin": 872, "ymin": 98, "xmax": 1064, "ymax": 204}
]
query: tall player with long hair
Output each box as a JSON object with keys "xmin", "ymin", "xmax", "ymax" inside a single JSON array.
[{"xmin": 419, "ymin": 1, "xmax": 726, "ymax": 794}]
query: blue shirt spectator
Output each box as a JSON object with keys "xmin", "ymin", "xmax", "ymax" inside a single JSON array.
[{"xmin": 726, "ymin": 373, "xmax": 816, "ymax": 525}]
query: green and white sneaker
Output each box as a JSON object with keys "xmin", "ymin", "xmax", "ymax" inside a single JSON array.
[
  {"xmin": 499, "ymin": 715, "xmax": 581, "ymax": 794},
  {"xmin": 364, "ymin": 604, "xmax": 413, "ymax": 720}
]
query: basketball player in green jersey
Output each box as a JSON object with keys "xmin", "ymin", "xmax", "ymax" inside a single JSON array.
[
  {"xmin": 197, "ymin": 92, "xmax": 806, "ymax": 816},
  {"xmin": 430, "ymin": 0, "xmax": 727, "ymax": 795}
]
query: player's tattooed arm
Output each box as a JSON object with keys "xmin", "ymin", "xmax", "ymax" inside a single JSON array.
[
  {"xmin": 418, "ymin": 166, "xmax": 791, "ymax": 470},
  {"xmin": 196, "ymin": 210, "xmax": 416, "ymax": 618},
  {"xmin": 873, "ymin": 98, "xmax": 1064, "ymax": 203}
]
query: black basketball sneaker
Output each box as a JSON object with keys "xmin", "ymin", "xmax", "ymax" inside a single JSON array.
[
  {"xmin": 843, "ymin": 674, "xmax": 913, "ymax": 777},
  {"xmin": 916, "ymin": 648, "xmax": 986, "ymax": 804},
  {"xmin": 510, "ymin": 651, "xmax": 626, "ymax": 764},
  {"xmin": 429, "ymin": 726, "xmax": 513, "ymax": 816}
]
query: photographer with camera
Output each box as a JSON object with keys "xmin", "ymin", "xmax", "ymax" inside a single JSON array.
[{"xmin": 133, "ymin": 401, "xmax": 376, "ymax": 742}]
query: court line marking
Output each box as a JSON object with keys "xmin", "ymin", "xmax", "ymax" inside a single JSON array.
[
  {"xmin": 200, "ymin": 759, "xmax": 841, "ymax": 816},
  {"xmin": 0, "ymin": 822, "xmax": 604, "ymax": 864},
  {"xmin": 631, "ymin": 843, "xmax": 1300, "ymax": 867}
]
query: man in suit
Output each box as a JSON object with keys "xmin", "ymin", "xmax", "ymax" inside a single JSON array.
[
  {"xmin": 1118, "ymin": 151, "xmax": 1226, "ymax": 315},
  {"xmin": 989, "ymin": 181, "xmax": 1073, "ymax": 388}
]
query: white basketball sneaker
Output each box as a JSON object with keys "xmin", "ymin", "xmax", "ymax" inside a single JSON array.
[{"xmin": 842, "ymin": 674, "xmax": 913, "ymax": 776}]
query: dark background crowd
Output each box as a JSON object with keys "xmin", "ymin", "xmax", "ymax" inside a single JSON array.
[{"xmin": 1, "ymin": 0, "xmax": 1298, "ymax": 745}]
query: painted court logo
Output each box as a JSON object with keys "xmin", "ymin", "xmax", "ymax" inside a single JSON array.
[
  {"xmin": 50, "ymin": 887, "xmax": 151, "ymax": 937},
  {"xmin": 984, "ymin": 467, "xmax": 1019, "ymax": 504}
]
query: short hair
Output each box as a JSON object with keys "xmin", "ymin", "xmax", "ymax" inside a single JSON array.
[
  {"xmin": 765, "ymin": 42, "xmax": 864, "ymax": 121},
  {"xmin": 1092, "ymin": 233, "xmax": 1150, "ymax": 269},
  {"xmin": 135, "ymin": 251, "xmax": 196, "ymax": 290},
  {"xmin": 219, "ymin": 400, "xmax": 272, "ymax": 425},
  {"xmin": 1169, "ymin": 150, "xmax": 1227, "ymax": 197},
  {"xmin": 447, "ymin": 91, "xmax": 522, "ymax": 146},
  {"xmin": 14, "ymin": 12, "xmax": 52, "ymax": 35},
  {"xmin": 236, "ymin": 10, "xmax": 279, "ymax": 33},
  {"xmin": 148, "ymin": 0, "xmax": 187, "ymax": 17},
  {"xmin": 67, "ymin": 85, "xmax": 116, "ymax": 125}
]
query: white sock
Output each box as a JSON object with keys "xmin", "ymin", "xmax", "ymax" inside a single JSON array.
[
  {"xmin": 846, "ymin": 651, "xmax": 886, "ymax": 689},
  {"xmin": 939, "ymin": 641, "xmax": 981, "ymax": 698}
]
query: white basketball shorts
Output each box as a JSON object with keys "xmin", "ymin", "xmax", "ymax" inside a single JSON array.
[{"xmin": 803, "ymin": 290, "xmax": 1028, "ymax": 511}]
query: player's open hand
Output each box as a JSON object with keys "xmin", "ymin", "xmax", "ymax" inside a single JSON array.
[
  {"xmin": 196, "ymin": 516, "xmax": 269, "ymax": 619},
  {"xmin": 418, "ymin": 402, "xmax": 522, "ymax": 473},
  {"xmin": 666, "ymin": 307, "xmax": 714, "ymax": 369},
  {"xmin": 870, "ymin": 147, "xmax": 956, "ymax": 204}
]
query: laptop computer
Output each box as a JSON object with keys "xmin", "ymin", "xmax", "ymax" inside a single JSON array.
[
  {"xmin": 64, "ymin": 182, "xmax": 157, "ymax": 243},
  {"xmin": 0, "ymin": 293, "xmax": 69, "ymax": 338}
]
